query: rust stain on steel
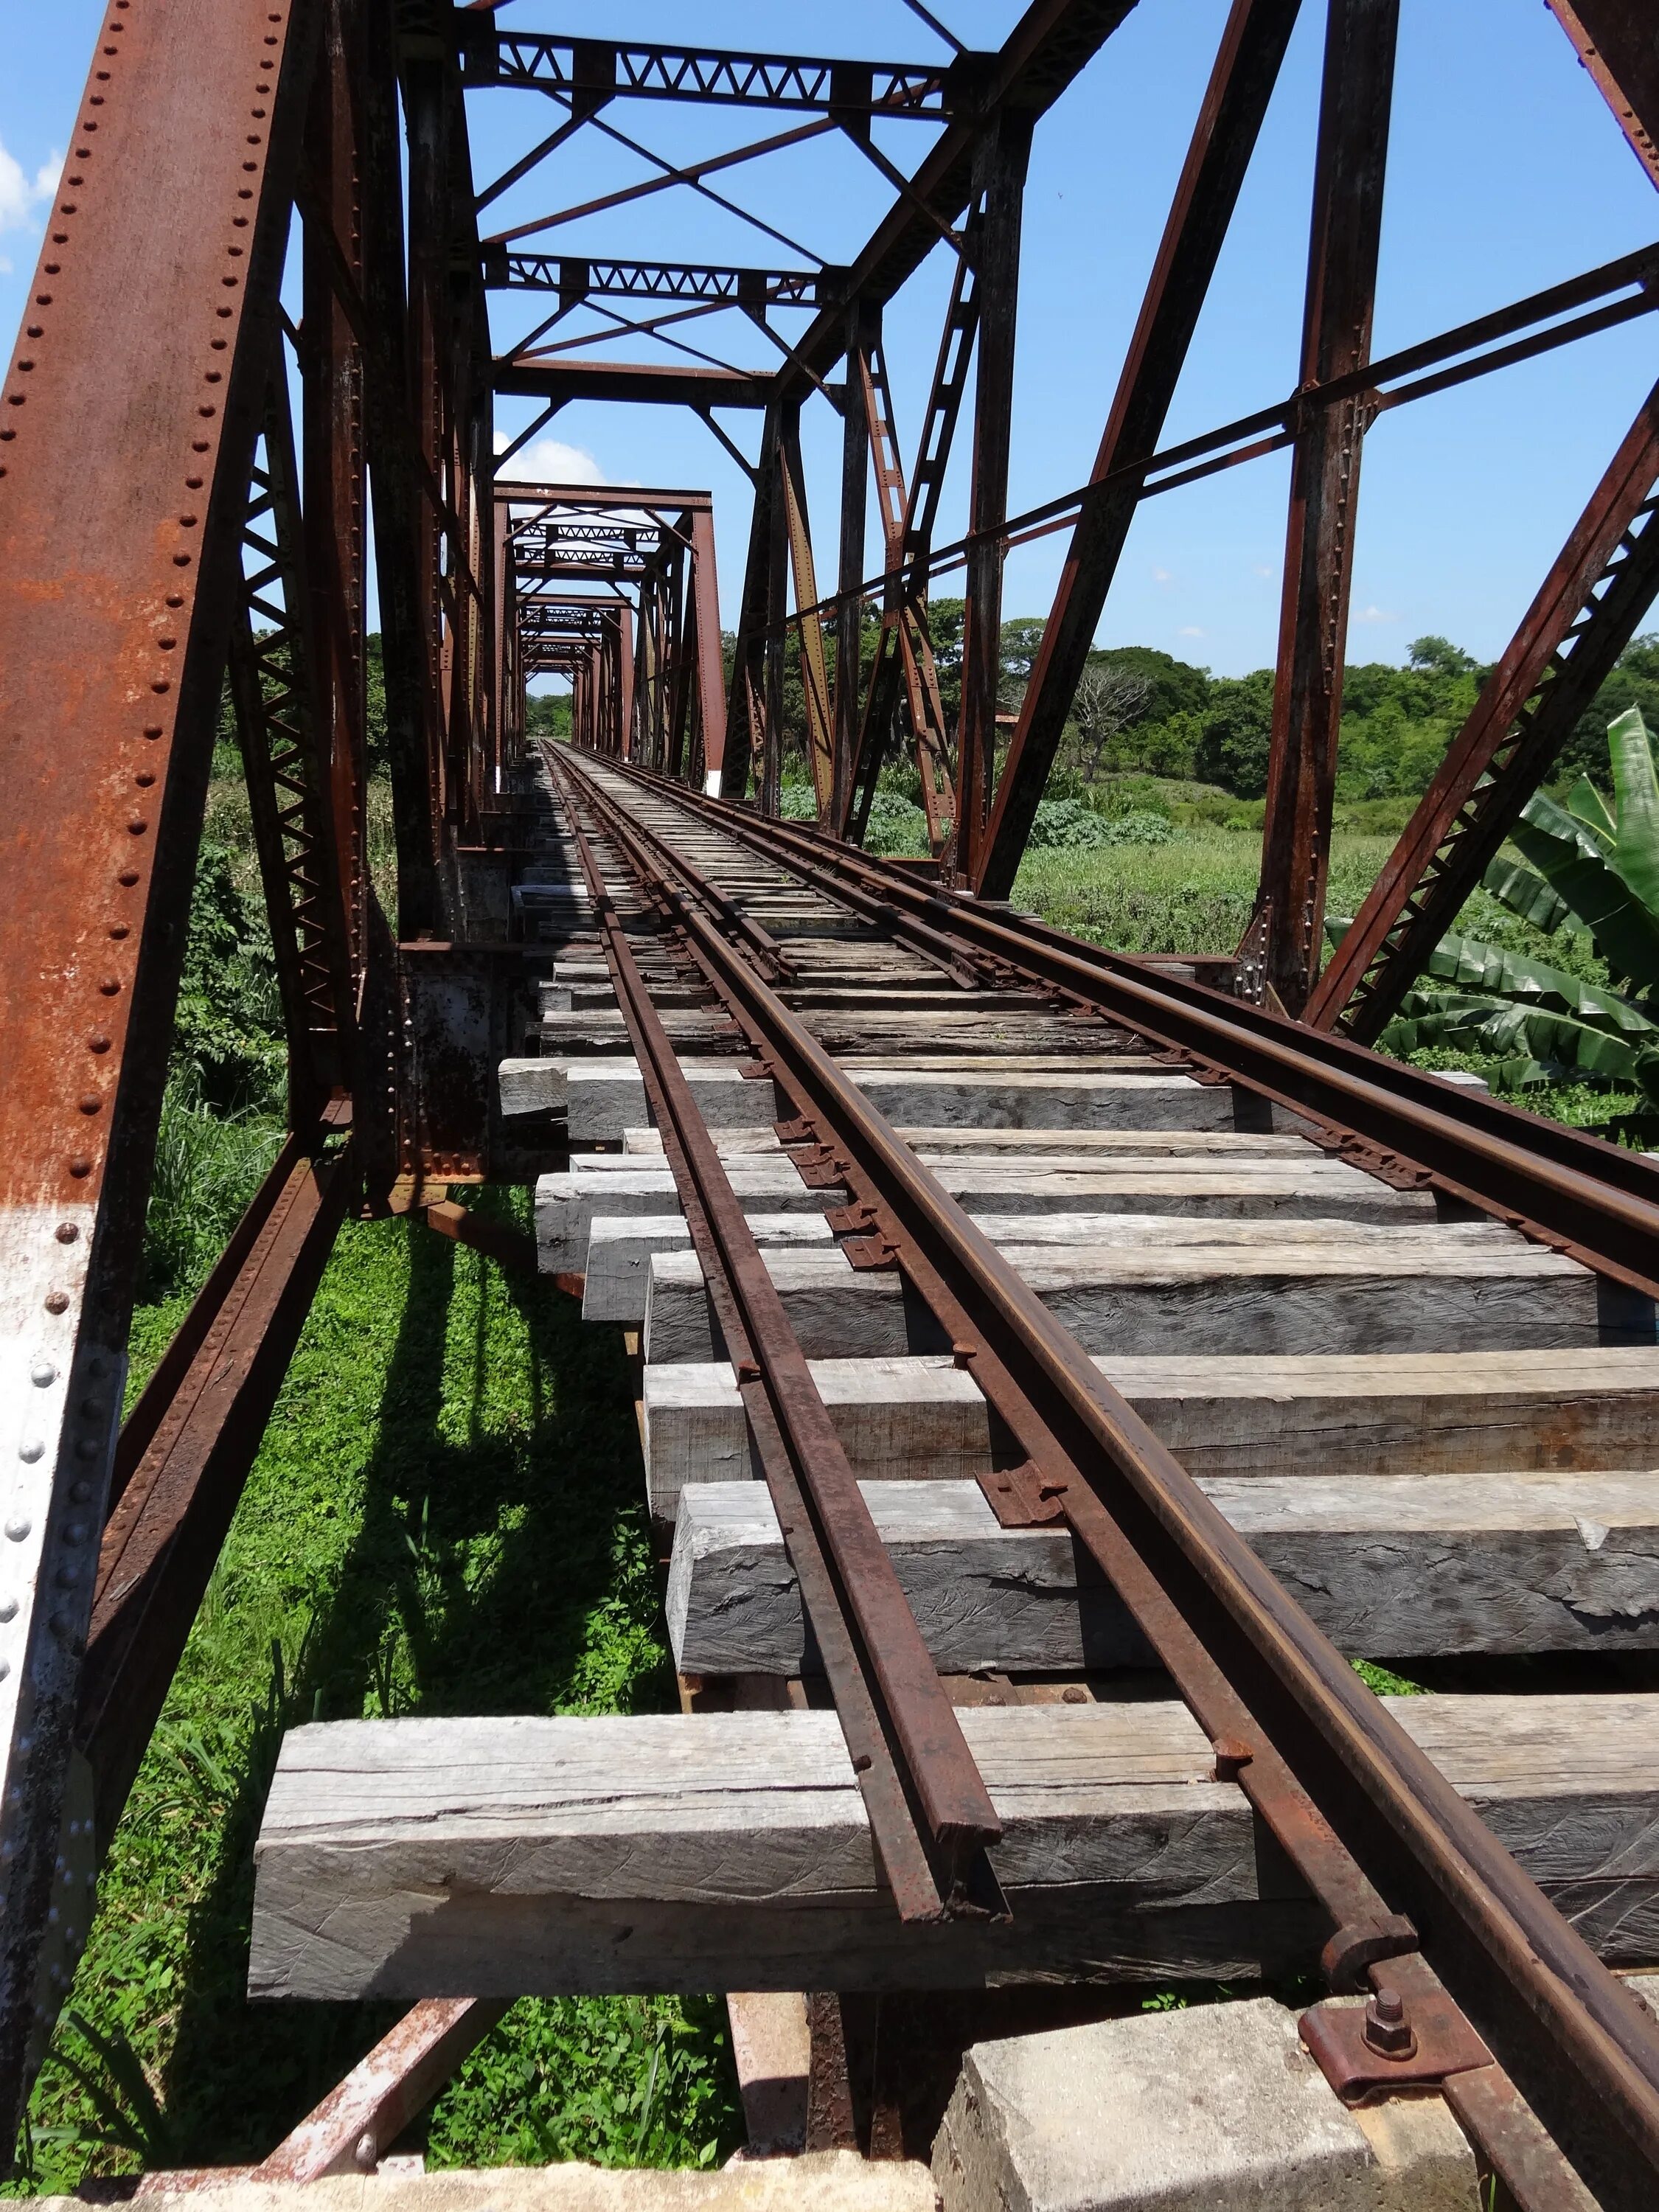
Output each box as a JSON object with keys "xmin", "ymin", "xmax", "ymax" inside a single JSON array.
[
  {"xmin": 77, "ymin": 1143, "xmax": 352, "ymax": 1850},
  {"xmin": 0, "ymin": 0, "xmax": 315, "ymax": 2126},
  {"xmin": 254, "ymin": 1997, "xmax": 508, "ymax": 2181}
]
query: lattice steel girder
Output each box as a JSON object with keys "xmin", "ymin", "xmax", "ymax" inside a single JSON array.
[
  {"xmin": 975, "ymin": 0, "xmax": 1303, "ymax": 899},
  {"xmin": 0, "ymin": 0, "xmax": 315, "ymax": 2127},
  {"xmin": 1307, "ymin": 382, "xmax": 1659, "ymax": 1040},
  {"xmin": 1546, "ymin": 0, "xmax": 1659, "ymax": 189},
  {"xmin": 778, "ymin": 0, "xmax": 1141, "ymax": 404},
  {"xmin": 484, "ymin": 252, "xmax": 842, "ymax": 310},
  {"xmin": 457, "ymin": 27, "xmax": 962, "ymax": 119},
  {"xmin": 1253, "ymin": 0, "xmax": 1398, "ymax": 1015},
  {"xmin": 495, "ymin": 358, "xmax": 775, "ymax": 408}
]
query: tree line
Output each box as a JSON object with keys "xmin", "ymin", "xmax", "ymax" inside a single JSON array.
[{"xmin": 515, "ymin": 605, "xmax": 1659, "ymax": 807}]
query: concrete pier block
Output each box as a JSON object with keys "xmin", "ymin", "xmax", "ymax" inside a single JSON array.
[{"xmin": 932, "ymin": 1998, "xmax": 1478, "ymax": 2212}]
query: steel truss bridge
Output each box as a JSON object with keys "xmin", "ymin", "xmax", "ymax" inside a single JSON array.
[{"xmin": 3, "ymin": 0, "xmax": 1659, "ymax": 2197}]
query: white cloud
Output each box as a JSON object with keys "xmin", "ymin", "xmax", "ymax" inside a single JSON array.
[
  {"xmin": 0, "ymin": 257, "xmax": 11, "ymax": 277},
  {"xmin": 1253, "ymin": 564, "xmax": 1273, "ymax": 579},
  {"xmin": 1152, "ymin": 566, "xmax": 1172, "ymax": 583},
  {"xmin": 1178, "ymin": 625, "xmax": 1205, "ymax": 638},
  {"xmin": 1352, "ymin": 604, "xmax": 1397, "ymax": 624},
  {"xmin": 495, "ymin": 432, "xmax": 608, "ymax": 487},
  {"xmin": 0, "ymin": 136, "xmax": 63, "ymax": 233}
]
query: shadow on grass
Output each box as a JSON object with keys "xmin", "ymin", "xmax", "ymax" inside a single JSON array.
[{"xmin": 149, "ymin": 1195, "xmax": 678, "ymax": 2164}]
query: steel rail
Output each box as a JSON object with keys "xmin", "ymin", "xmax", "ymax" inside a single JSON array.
[
  {"xmin": 546, "ymin": 756, "xmax": 1004, "ymax": 1920},
  {"xmin": 611, "ymin": 763, "xmax": 1659, "ymax": 1307},
  {"xmin": 563, "ymin": 745, "xmax": 1659, "ymax": 2207}
]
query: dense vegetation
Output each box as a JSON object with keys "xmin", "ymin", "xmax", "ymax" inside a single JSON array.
[{"xmin": 758, "ymin": 613, "xmax": 1659, "ymax": 824}]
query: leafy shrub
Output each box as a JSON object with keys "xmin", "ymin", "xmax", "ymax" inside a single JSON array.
[
  {"xmin": 171, "ymin": 839, "xmax": 285, "ymax": 1113},
  {"xmin": 140, "ymin": 1078, "xmax": 283, "ymax": 1301},
  {"xmin": 1028, "ymin": 799, "xmax": 1175, "ymax": 851},
  {"xmin": 1028, "ymin": 798, "xmax": 1110, "ymax": 849},
  {"xmin": 1103, "ymin": 810, "xmax": 1176, "ymax": 847},
  {"xmin": 863, "ymin": 788, "xmax": 929, "ymax": 855}
]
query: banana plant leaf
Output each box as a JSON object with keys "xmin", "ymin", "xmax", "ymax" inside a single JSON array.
[
  {"xmin": 1568, "ymin": 775, "xmax": 1616, "ymax": 846},
  {"xmin": 1418, "ymin": 931, "xmax": 1655, "ymax": 1033},
  {"xmin": 1608, "ymin": 706, "xmax": 1659, "ymax": 917},
  {"xmin": 1379, "ymin": 994, "xmax": 1659, "ymax": 1098},
  {"xmin": 1507, "ymin": 807, "xmax": 1659, "ymax": 990},
  {"xmin": 1481, "ymin": 856, "xmax": 1579, "ymax": 936},
  {"xmin": 1519, "ymin": 785, "xmax": 1611, "ymax": 860}
]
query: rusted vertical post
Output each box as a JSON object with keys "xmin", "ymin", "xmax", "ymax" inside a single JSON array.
[
  {"xmin": 618, "ymin": 604, "xmax": 636, "ymax": 762},
  {"xmin": 490, "ymin": 495, "xmax": 513, "ymax": 776},
  {"xmin": 0, "ymin": 0, "xmax": 316, "ymax": 2129},
  {"xmin": 1544, "ymin": 1, "xmax": 1659, "ymax": 188},
  {"xmin": 689, "ymin": 506, "xmax": 727, "ymax": 793},
  {"xmin": 954, "ymin": 114, "xmax": 1030, "ymax": 884},
  {"xmin": 760, "ymin": 410, "xmax": 791, "ymax": 815},
  {"xmin": 723, "ymin": 395, "xmax": 783, "ymax": 799},
  {"xmin": 1253, "ymin": 0, "xmax": 1399, "ymax": 1013},
  {"xmin": 359, "ymin": 0, "xmax": 441, "ymax": 932},
  {"xmin": 781, "ymin": 414, "xmax": 835, "ymax": 818},
  {"xmin": 401, "ymin": 48, "xmax": 451, "ymax": 844},
  {"xmin": 303, "ymin": 0, "xmax": 369, "ymax": 983},
  {"xmin": 833, "ymin": 302, "xmax": 875, "ymax": 835}
]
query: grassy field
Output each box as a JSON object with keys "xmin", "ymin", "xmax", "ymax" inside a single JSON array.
[
  {"xmin": 15, "ymin": 1197, "xmax": 740, "ymax": 2189},
  {"xmin": 1012, "ymin": 825, "xmax": 1399, "ymax": 956}
]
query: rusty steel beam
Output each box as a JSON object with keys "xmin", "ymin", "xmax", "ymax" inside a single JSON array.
[
  {"xmin": 358, "ymin": 0, "xmax": 444, "ymax": 935},
  {"xmin": 953, "ymin": 114, "xmax": 1030, "ymax": 884},
  {"xmin": 721, "ymin": 396, "xmax": 785, "ymax": 796},
  {"xmin": 460, "ymin": 26, "xmax": 960, "ymax": 119},
  {"xmin": 976, "ymin": 0, "xmax": 1303, "ymax": 898},
  {"xmin": 781, "ymin": 411, "xmax": 835, "ymax": 815},
  {"xmin": 687, "ymin": 506, "xmax": 728, "ymax": 793},
  {"xmin": 1253, "ymin": 0, "xmax": 1399, "ymax": 1015},
  {"xmin": 782, "ymin": 0, "xmax": 1141, "ymax": 401},
  {"xmin": 76, "ymin": 1142, "xmax": 353, "ymax": 1854},
  {"xmin": 256, "ymin": 1998, "xmax": 509, "ymax": 2180},
  {"xmin": 484, "ymin": 251, "xmax": 840, "ymax": 309},
  {"xmin": 228, "ymin": 364, "xmax": 358, "ymax": 1124},
  {"xmin": 832, "ymin": 305, "xmax": 876, "ymax": 833},
  {"xmin": 1545, "ymin": 1, "xmax": 1659, "ymax": 189},
  {"xmin": 495, "ymin": 358, "xmax": 776, "ymax": 409},
  {"xmin": 301, "ymin": 1, "xmax": 372, "ymax": 998},
  {"xmin": 0, "ymin": 0, "xmax": 317, "ymax": 2127},
  {"xmin": 1307, "ymin": 383, "xmax": 1659, "ymax": 1040}
]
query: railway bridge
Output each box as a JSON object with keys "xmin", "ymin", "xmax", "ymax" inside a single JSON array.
[{"xmin": 4, "ymin": 0, "xmax": 1659, "ymax": 2202}]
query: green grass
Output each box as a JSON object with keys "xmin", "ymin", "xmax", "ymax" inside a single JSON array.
[
  {"xmin": 15, "ymin": 1195, "xmax": 740, "ymax": 2190},
  {"xmin": 1012, "ymin": 825, "xmax": 1399, "ymax": 959},
  {"xmin": 1011, "ymin": 827, "xmax": 1649, "ymax": 1134}
]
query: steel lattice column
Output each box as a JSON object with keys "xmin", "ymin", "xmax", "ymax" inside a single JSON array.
[
  {"xmin": 1252, "ymin": 0, "xmax": 1399, "ymax": 1013},
  {"xmin": 0, "ymin": 0, "xmax": 316, "ymax": 2129}
]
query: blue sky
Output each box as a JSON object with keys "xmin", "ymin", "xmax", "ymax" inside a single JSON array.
[{"xmin": 4, "ymin": 1, "xmax": 1655, "ymax": 675}]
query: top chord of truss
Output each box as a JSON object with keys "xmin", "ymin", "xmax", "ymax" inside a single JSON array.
[
  {"xmin": 458, "ymin": 27, "xmax": 967, "ymax": 118},
  {"xmin": 485, "ymin": 252, "xmax": 842, "ymax": 309}
]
